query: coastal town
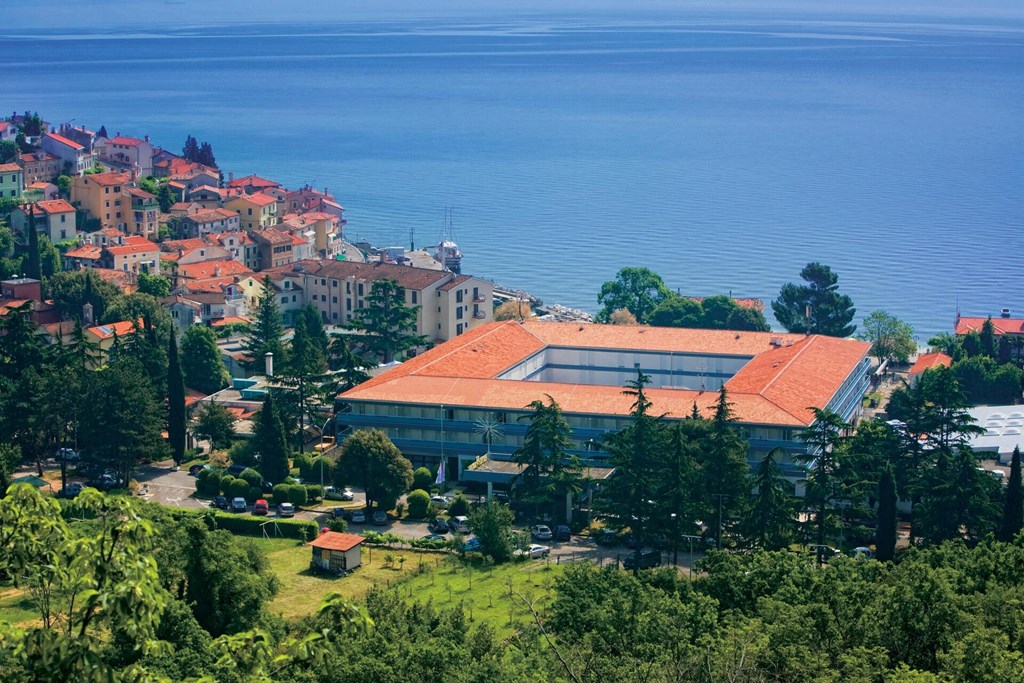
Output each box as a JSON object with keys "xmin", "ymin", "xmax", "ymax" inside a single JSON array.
[{"xmin": 2, "ymin": 108, "xmax": 1024, "ymax": 681}]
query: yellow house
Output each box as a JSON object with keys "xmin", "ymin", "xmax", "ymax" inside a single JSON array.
[
  {"xmin": 225, "ymin": 193, "xmax": 278, "ymax": 231},
  {"xmin": 71, "ymin": 172, "xmax": 133, "ymax": 231},
  {"xmin": 83, "ymin": 319, "xmax": 140, "ymax": 368}
]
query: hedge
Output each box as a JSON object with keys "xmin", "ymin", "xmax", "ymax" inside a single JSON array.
[
  {"xmin": 209, "ymin": 511, "xmax": 318, "ymax": 540},
  {"xmin": 407, "ymin": 489, "xmax": 430, "ymax": 518}
]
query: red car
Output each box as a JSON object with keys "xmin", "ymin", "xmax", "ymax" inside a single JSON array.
[{"xmin": 252, "ymin": 499, "xmax": 269, "ymax": 515}]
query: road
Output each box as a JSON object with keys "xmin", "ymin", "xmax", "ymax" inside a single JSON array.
[{"xmin": 136, "ymin": 464, "xmax": 705, "ymax": 572}]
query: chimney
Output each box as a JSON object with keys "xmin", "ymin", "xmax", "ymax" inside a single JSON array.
[
  {"xmin": 144, "ymin": 134, "xmax": 150, "ymax": 143},
  {"xmin": 214, "ymin": 265, "xmax": 222, "ymax": 277},
  {"xmin": 228, "ymin": 172, "xmax": 234, "ymax": 182},
  {"xmin": 82, "ymin": 302, "xmax": 94, "ymax": 325},
  {"xmin": 116, "ymin": 132, "xmax": 120, "ymax": 138},
  {"xmin": 264, "ymin": 352, "xmax": 274, "ymax": 377}
]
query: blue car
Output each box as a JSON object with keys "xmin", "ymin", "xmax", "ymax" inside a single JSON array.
[{"xmin": 463, "ymin": 537, "xmax": 483, "ymax": 552}]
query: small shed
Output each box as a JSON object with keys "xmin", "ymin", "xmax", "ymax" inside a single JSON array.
[{"xmin": 309, "ymin": 532, "xmax": 364, "ymax": 574}]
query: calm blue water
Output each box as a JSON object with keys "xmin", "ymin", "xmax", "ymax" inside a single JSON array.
[{"xmin": 2, "ymin": 13, "xmax": 1022, "ymax": 340}]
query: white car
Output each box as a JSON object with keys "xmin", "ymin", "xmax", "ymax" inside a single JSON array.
[
  {"xmin": 531, "ymin": 524, "xmax": 553, "ymax": 541},
  {"xmin": 430, "ymin": 495, "xmax": 451, "ymax": 507},
  {"xmin": 517, "ymin": 544, "xmax": 550, "ymax": 559},
  {"xmin": 278, "ymin": 502, "xmax": 295, "ymax": 517}
]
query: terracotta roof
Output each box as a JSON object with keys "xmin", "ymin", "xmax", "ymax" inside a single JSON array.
[
  {"xmin": 211, "ymin": 316, "xmax": 251, "ymax": 327},
  {"xmin": 188, "ymin": 208, "xmax": 238, "ymax": 224},
  {"xmin": 106, "ymin": 239, "xmax": 159, "ymax": 256},
  {"xmin": 342, "ymin": 321, "xmax": 871, "ymax": 427},
  {"xmin": 126, "ymin": 187, "xmax": 156, "ymax": 199},
  {"xmin": 33, "ymin": 199, "xmax": 75, "ymax": 214},
  {"xmin": 252, "ymin": 228, "xmax": 292, "ymax": 245},
  {"xmin": 27, "ymin": 182, "xmax": 54, "ymax": 189},
  {"xmin": 21, "ymin": 152, "xmax": 59, "ymax": 163},
  {"xmin": 438, "ymin": 275, "xmax": 472, "ymax": 292},
  {"xmin": 178, "ymin": 259, "xmax": 251, "ymax": 280},
  {"xmin": 65, "ymin": 245, "xmax": 104, "ymax": 260},
  {"xmin": 909, "ymin": 352, "xmax": 953, "ymax": 376},
  {"xmin": 108, "ymin": 136, "xmax": 145, "ymax": 147},
  {"xmin": 81, "ymin": 172, "xmax": 131, "ymax": 187},
  {"xmin": 0, "ymin": 163, "xmax": 21, "ymax": 173},
  {"xmin": 0, "ymin": 299, "xmax": 33, "ymax": 317},
  {"xmin": 234, "ymin": 193, "xmax": 277, "ymax": 208},
  {"xmin": 86, "ymin": 319, "xmax": 140, "ymax": 340},
  {"xmin": 182, "ymin": 276, "xmax": 244, "ymax": 294},
  {"xmin": 169, "ymin": 202, "xmax": 200, "ymax": 213},
  {"xmin": 955, "ymin": 316, "xmax": 1024, "ymax": 336},
  {"xmin": 161, "ymin": 238, "xmax": 209, "ymax": 252},
  {"xmin": 309, "ymin": 531, "xmax": 364, "ymax": 552},
  {"xmin": 43, "ymin": 132, "xmax": 84, "ymax": 151},
  {"xmin": 226, "ymin": 174, "xmax": 280, "ymax": 189}
]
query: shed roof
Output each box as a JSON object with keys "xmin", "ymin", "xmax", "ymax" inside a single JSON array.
[{"xmin": 309, "ymin": 532, "xmax": 364, "ymax": 552}]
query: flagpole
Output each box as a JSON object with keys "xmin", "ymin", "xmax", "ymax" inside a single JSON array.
[{"xmin": 440, "ymin": 403, "xmax": 446, "ymax": 494}]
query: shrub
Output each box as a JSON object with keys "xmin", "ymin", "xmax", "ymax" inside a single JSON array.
[
  {"xmin": 239, "ymin": 468, "xmax": 262, "ymax": 488},
  {"xmin": 247, "ymin": 486, "xmax": 263, "ymax": 504},
  {"xmin": 304, "ymin": 484, "xmax": 323, "ymax": 502},
  {"xmin": 228, "ymin": 478, "xmax": 248, "ymax": 499},
  {"xmin": 294, "ymin": 452, "xmax": 314, "ymax": 479},
  {"xmin": 328, "ymin": 518, "xmax": 348, "ymax": 533},
  {"xmin": 310, "ymin": 456, "xmax": 335, "ymax": 483},
  {"xmin": 287, "ymin": 485, "xmax": 308, "ymax": 507},
  {"xmin": 227, "ymin": 439, "xmax": 258, "ymax": 467},
  {"xmin": 412, "ymin": 467, "xmax": 434, "ymax": 491},
  {"xmin": 205, "ymin": 470, "xmax": 223, "ymax": 496},
  {"xmin": 195, "ymin": 468, "xmax": 210, "ymax": 494},
  {"xmin": 271, "ymin": 483, "xmax": 289, "ymax": 506},
  {"xmin": 209, "ymin": 512, "xmax": 318, "ymax": 540},
  {"xmin": 406, "ymin": 489, "xmax": 431, "ymax": 518},
  {"xmin": 218, "ymin": 475, "xmax": 236, "ymax": 496},
  {"xmin": 448, "ymin": 494, "xmax": 470, "ymax": 517}
]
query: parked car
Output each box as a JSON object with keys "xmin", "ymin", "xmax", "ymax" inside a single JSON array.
[
  {"xmin": 56, "ymin": 448, "xmax": 79, "ymax": 462},
  {"xmin": 331, "ymin": 507, "xmax": 351, "ymax": 520},
  {"xmin": 325, "ymin": 486, "xmax": 356, "ymax": 501},
  {"xmin": 350, "ymin": 509, "xmax": 366, "ymax": 524},
  {"xmin": 231, "ymin": 497, "xmax": 247, "ymax": 513},
  {"xmin": 428, "ymin": 517, "xmax": 450, "ymax": 534},
  {"xmin": 422, "ymin": 534, "xmax": 446, "ymax": 542},
  {"xmin": 593, "ymin": 528, "xmax": 622, "ymax": 546},
  {"xmin": 430, "ymin": 494, "xmax": 451, "ymax": 507},
  {"xmin": 451, "ymin": 515, "xmax": 471, "ymax": 534},
  {"xmin": 463, "ymin": 537, "xmax": 483, "ymax": 552},
  {"xmin": 252, "ymin": 499, "xmax": 269, "ymax": 515},
  {"xmin": 852, "ymin": 546, "xmax": 873, "ymax": 560},
  {"xmin": 554, "ymin": 524, "xmax": 571, "ymax": 541},
  {"xmin": 531, "ymin": 524, "xmax": 553, "ymax": 541},
  {"xmin": 521, "ymin": 544, "xmax": 550, "ymax": 559},
  {"xmin": 95, "ymin": 472, "xmax": 125, "ymax": 490},
  {"xmin": 278, "ymin": 502, "xmax": 295, "ymax": 517},
  {"xmin": 340, "ymin": 488, "xmax": 355, "ymax": 501},
  {"xmin": 227, "ymin": 464, "xmax": 248, "ymax": 477},
  {"xmin": 372, "ymin": 510, "xmax": 388, "ymax": 526},
  {"xmin": 623, "ymin": 548, "xmax": 662, "ymax": 570},
  {"xmin": 188, "ymin": 464, "xmax": 207, "ymax": 476},
  {"xmin": 212, "ymin": 495, "xmax": 228, "ymax": 510}
]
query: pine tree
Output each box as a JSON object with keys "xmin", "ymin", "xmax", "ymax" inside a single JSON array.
[
  {"xmin": 97, "ymin": 125, "xmax": 108, "ymax": 139},
  {"xmin": 699, "ymin": 387, "xmax": 751, "ymax": 547},
  {"xmin": 876, "ymin": 465, "xmax": 897, "ymax": 561},
  {"xmin": 182, "ymin": 135, "xmax": 200, "ymax": 162},
  {"xmin": 349, "ymin": 279, "xmax": 425, "ymax": 362},
  {"xmin": 796, "ymin": 407, "xmax": 850, "ymax": 562},
  {"xmin": 167, "ymin": 332, "xmax": 187, "ymax": 465},
  {"xmin": 999, "ymin": 447, "xmax": 1023, "ymax": 543},
  {"xmin": 241, "ymin": 276, "xmax": 287, "ymax": 371},
  {"xmin": 742, "ymin": 448, "xmax": 795, "ymax": 550},
  {"xmin": 25, "ymin": 205, "xmax": 41, "ymax": 281},
  {"xmin": 980, "ymin": 318, "xmax": 998, "ymax": 359},
  {"xmin": 181, "ymin": 326, "xmax": 229, "ymax": 394},
  {"xmin": 253, "ymin": 391, "xmax": 291, "ymax": 484},
  {"xmin": 511, "ymin": 395, "xmax": 580, "ymax": 522},
  {"xmin": 197, "ymin": 141, "xmax": 216, "ymax": 168}
]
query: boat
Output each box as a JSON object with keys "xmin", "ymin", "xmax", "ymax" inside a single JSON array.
[{"xmin": 433, "ymin": 207, "xmax": 462, "ymax": 273}]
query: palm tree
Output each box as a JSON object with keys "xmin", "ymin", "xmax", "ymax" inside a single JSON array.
[{"xmin": 474, "ymin": 415, "xmax": 504, "ymax": 455}]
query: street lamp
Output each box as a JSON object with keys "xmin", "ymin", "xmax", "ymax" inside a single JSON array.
[
  {"xmin": 670, "ymin": 513, "xmax": 679, "ymax": 566},
  {"xmin": 318, "ymin": 414, "xmax": 335, "ymax": 495},
  {"xmin": 681, "ymin": 534, "xmax": 702, "ymax": 580}
]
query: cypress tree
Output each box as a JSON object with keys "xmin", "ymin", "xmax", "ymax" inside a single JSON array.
[
  {"xmin": 241, "ymin": 276, "xmax": 287, "ymax": 371},
  {"xmin": 876, "ymin": 465, "xmax": 897, "ymax": 561},
  {"xmin": 167, "ymin": 332, "xmax": 186, "ymax": 465},
  {"xmin": 254, "ymin": 391, "xmax": 291, "ymax": 485},
  {"xmin": 999, "ymin": 446, "xmax": 1023, "ymax": 543},
  {"xmin": 25, "ymin": 205, "xmax": 41, "ymax": 281}
]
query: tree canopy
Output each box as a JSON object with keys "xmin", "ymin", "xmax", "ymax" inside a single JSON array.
[
  {"xmin": 336, "ymin": 428, "xmax": 413, "ymax": 511},
  {"xmin": 772, "ymin": 262, "xmax": 857, "ymax": 337},
  {"xmin": 858, "ymin": 309, "xmax": 916, "ymax": 364},
  {"xmin": 596, "ymin": 266, "xmax": 671, "ymax": 324}
]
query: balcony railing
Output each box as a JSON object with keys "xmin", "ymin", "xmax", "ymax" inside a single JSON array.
[
  {"xmin": 473, "ymin": 294, "xmax": 486, "ymax": 303},
  {"xmin": 473, "ymin": 311, "xmax": 486, "ymax": 319}
]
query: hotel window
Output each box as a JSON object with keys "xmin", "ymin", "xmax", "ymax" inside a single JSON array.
[
  {"xmin": 456, "ymin": 290, "xmax": 463, "ymax": 303},
  {"xmin": 357, "ymin": 283, "xmax": 363, "ymax": 296},
  {"xmin": 332, "ymin": 280, "xmax": 338, "ymax": 287},
  {"xmin": 346, "ymin": 282, "xmax": 350, "ymax": 293},
  {"xmin": 456, "ymin": 308, "xmax": 463, "ymax": 320},
  {"xmin": 332, "ymin": 296, "xmax": 338, "ymax": 303},
  {"xmin": 411, "ymin": 291, "xmax": 417, "ymax": 304}
]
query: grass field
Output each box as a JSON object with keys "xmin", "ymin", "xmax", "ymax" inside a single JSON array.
[
  {"xmin": 0, "ymin": 588, "xmax": 40, "ymax": 627},
  {"xmin": 251, "ymin": 537, "xmax": 569, "ymax": 633}
]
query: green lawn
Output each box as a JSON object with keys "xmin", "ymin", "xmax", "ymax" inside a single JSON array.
[
  {"xmin": 0, "ymin": 589, "xmax": 41, "ymax": 627},
  {"xmin": 252, "ymin": 536, "xmax": 568, "ymax": 632},
  {"xmin": 395, "ymin": 556, "xmax": 568, "ymax": 637}
]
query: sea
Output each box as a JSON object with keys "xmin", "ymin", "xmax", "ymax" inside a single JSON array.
[{"xmin": 2, "ymin": 9, "xmax": 1022, "ymax": 340}]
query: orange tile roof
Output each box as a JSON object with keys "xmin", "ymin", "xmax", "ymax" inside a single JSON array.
[
  {"xmin": 252, "ymin": 228, "xmax": 292, "ymax": 245},
  {"xmin": 955, "ymin": 316, "xmax": 1024, "ymax": 336},
  {"xmin": 909, "ymin": 352, "xmax": 952, "ymax": 376},
  {"xmin": 160, "ymin": 238, "xmax": 209, "ymax": 252},
  {"xmin": 342, "ymin": 321, "xmax": 871, "ymax": 427},
  {"xmin": 86, "ymin": 319, "xmax": 140, "ymax": 340},
  {"xmin": 44, "ymin": 132, "xmax": 84, "ymax": 151},
  {"xmin": 108, "ymin": 136, "xmax": 145, "ymax": 147},
  {"xmin": 33, "ymin": 199, "xmax": 75, "ymax": 214},
  {"xmin": 182, "ymin": 276, "xmax": 244, "ymax": 293},
  {"xmin": 82, "ymin": 172, "xmax": 131, "ymax": 187},
  {"xmin": 126, "ymin": 187, "xmax": 156, "ymax": 199},
  {"xmin": 236, "ymin": 193, "xmax": 277, "ymax": 207},
  {"xmin": 211, "ymin": 316, "xmax": 252, "ymax": 327},
  {"xmin": 107, "ymin": 239, "xmax": 158, "ymax": 256},
  {"xmin": 178, "ymin": 259, "xmax": 250, "ymax": 280},
  {"xmin": 309, "ymin": 531, "xmax": 364, "ymax": 552},
  {"xmin": 226, "ymin": 174, "xmax": 280, "ymax": 189},
  {"xmin": 65, "ymin": 245, "xmax": 104, "ymax": 260},
  {"xmin": 0, "ymin": 163, "xmax": 21, "ymax": 173}
]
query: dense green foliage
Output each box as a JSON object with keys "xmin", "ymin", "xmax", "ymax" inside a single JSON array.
[
  {"xmin": 180, "ymin": 325, "xmax": 229, "ymax": 394},
  {"xmin": 252, "ymin": 392, "xmax": 292, "ymax": 485},
  {"xmin": 650, "ymin": 293, "xmax": 771, "ymax": 331},
  {"xmin": 857, "ymin": 309, "xmax": 916, "ymax": 364},
  {"xmin": 167, "ymin": 333, "xmax": 187, "ymax": 465},
  {"xmin": 241, "ymin": 275, "xmax": 288, "ymax": 371},
  {"xmin": 772, "ymin": 261, "xmax": 857, "ymax": 336},
  {"xmin": 596, "ymin": 266, "xmax": 671, "ymax": 324},
  {"xmin": 348, "ymin": 279, "xmax": 425, "ymax": 362},
  {"xmin": 335, "ymin": 428, "xmax": 413, "ymax": 511}
]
